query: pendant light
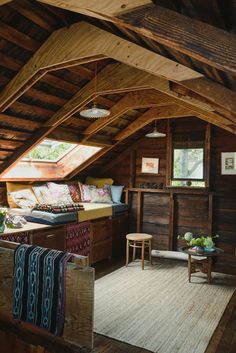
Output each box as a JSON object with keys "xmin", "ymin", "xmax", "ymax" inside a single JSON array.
[
  {"xmin": 145, "ymin": 120, "xmax": 166, "ymax": 138},
  {"xmin": 80, "ymin": 62, "xmax": 110, "ymax": 118}
]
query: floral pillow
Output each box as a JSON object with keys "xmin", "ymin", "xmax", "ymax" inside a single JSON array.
[
  {"xmin": 90, "ymin": 187, "xmax": 113, "ymax": 204},
  {"xmin": 32, "ymin": 185, "xmax": 51, "ymax": 204},
  {"xmin": 10, "ymin": 189, "xmax": 38, "ymax": 209},
  {"xmin": 47, "ymin": 182, "xmax": 73, "ymax": 204},
  {"xmin": 78, "ymin": 182, "xmax": 96, "ymax": 202}
]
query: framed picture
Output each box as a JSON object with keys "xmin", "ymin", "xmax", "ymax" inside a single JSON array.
[
  {"xmin": 141, "ymin": 157, "xmax": 159, "ymax": 174},
  {"xmin": 221, "ymin": 152, "xmax": 236, "ymax": 175}
]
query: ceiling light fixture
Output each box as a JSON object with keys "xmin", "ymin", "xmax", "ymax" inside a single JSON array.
[
  {"xmin": 145, "ymin": 120, "xmax": 166, "ymax": 138},
  {"xmin": 80, "ymin": 62, "xmax": 110, "ymax": 119}
]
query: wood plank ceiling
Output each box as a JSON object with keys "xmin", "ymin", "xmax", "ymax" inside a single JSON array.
[{"xmin": 0, "ymin": 0, "xmax": 235, "ymax": 177}]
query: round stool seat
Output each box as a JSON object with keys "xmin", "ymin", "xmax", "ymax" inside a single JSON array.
[
  {"xmin": 126, "ymin": 233, "xmax": 153, "ymax": 270},
  {"xmin": 126, "ymin": 233, "xmax": 153, "ymax": 241}
]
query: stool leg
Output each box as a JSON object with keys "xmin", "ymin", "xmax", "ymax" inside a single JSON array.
[
  {"xmin": 132, "ymin": 242, "xmax": 136, "ymax": 261},
  {"xmin": 207, "ymin": 257, "xmax": 212, "ymax": 284},
  {"xmin": 149, "ymin": 240, "xmax": 152, "ymax": 264},
  {"xmin": 126, "ymin": 239, "xmax": 129, "ymax": 266},
  {"xmin": 188, "ymin": 255, "xmax": 191, "ymax": 282},
  {"xmin": 141, "ymin": 240, "xmax": 145, "ymax": 270}
]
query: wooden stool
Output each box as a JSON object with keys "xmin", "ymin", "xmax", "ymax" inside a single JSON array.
[{"xmin": 126, "ymin": 233, "xmax": 153, "ymax": 270}]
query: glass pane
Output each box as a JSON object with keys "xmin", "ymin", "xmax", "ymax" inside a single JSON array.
[
  {"xmin": 23, "ymin": 139, "xmax": 77, "ymax": 162},
  {"xmin": 173, "ymin": 148, "xmax": 204, "ymax": 180}
]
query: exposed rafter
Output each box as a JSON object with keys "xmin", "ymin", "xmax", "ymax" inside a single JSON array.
[{"xmin": 37, "ymin": 1, "xmax": 236, "ymax": 75}]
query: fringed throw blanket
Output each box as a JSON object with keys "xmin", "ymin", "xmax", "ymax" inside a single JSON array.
[
  {"xmin": 12, "ymin": 244, "xmax": 72, "ymax": 335},
  {"xmin": 33, "ymin": 203, "xmax": 84, "ymax": 213},
  {"xmin": 66, "ymin": 222, "xmax": 90, "ymax": 256}
]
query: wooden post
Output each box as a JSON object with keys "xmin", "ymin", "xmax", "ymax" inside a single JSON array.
[
  {"xmin": 137, "ymin": 190, "xmax": 142, "ymax": 232},
  {"xmin": 208, "ymin": 193, "xmax": 213, "ymax": 236},
  {"xmin": 205, "ymin": 123, "xmax": 211, "ymax": 188},
  {"xmin": 169, "ymin": 192, "xmax": 175, "ymax": 250},
  {"xmin": 129, "ymin": 150, "xmax": 136, "ymax": 188},
  {"xmin": 165, "ymin": 120, "xmax": 172, "ymax": 187}
]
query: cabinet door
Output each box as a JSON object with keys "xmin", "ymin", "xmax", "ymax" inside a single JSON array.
[
  {"xmin": 112, "ymin": 213, "xmax": 129, "ymax": 256},
  {"xmin": 90, "ymin": 218, "xmax": 112, "ymax": 263},
  {"xmin": 31, "ymin": 226, "xmax": 65, "ymax": 251}
]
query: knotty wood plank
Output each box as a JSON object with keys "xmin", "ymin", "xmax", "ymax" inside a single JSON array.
[
  {"xmin": 0, "ymin": 113, "xmax": 40, "ymax": 130},
  {"xmin": 37, "ymin": 0, "xmax": 152, "ymax": 18}
]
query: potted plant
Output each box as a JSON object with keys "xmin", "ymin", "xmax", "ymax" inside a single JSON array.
[
  {"xmin": 178, "ymin": 232, "xmax": 219, "ymax": 252},
  {"xmin": 0, "ymin": 208, "xmax": 8, "ymax": 233}
]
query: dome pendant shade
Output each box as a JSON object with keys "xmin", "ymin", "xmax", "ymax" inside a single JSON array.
[
  {"xmin": 145, "ymin": 127, "xmax": 166, "ymax": 138},
  {"xmin": 80, "ymin": 103, "xmax": 110, "ymax": 119}
]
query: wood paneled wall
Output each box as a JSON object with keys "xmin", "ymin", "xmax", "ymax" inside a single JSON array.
[{"xmin": 105, "ymin": 119, "xmax": 236, "ymax": 274}]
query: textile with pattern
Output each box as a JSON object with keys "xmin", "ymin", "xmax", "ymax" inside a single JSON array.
[
  {"xmin": 0, "ymin": 231, "xmax": 30, "ymax": 244},
  {"xmin": 12, "ymin": 244, "xmax": 72, "ymax": 335},
  {"xmin": 66, "ymin": 222, "xmax": 90, "ymax": 256},
  {"xmin": 33, "ymin": 203, "xmax": 84, "ymax": 213}
]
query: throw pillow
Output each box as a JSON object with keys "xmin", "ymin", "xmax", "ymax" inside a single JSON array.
[
  {"xmin": 110, "ymin": 185, "xmax": 124, "ymax": 204},
  {"xmin": 47, "ymin": 182, "xmax": 73, "ymax": 204},
  {"xmin": 32, "ymin": 185, "xmax": 52, "ymax": 204},
  {"xmin": 78, "ymin": 182, "xmax": 96, "ymax": 202},
  {"xmin": 85, "ymin": 176, "xmax": 114, "ymax": 188},
  {"xmin": 67, "ymin": 183, "xmax": 81, "ymax": 203},
  {"xmin": 90, "ymin": 187, "xmax": 113, "ymax": 204},
  {"xmin": 6, "ymin": 182, "xmax": 35, "ymax": 208},
  {"xmin": 10, "ymin": 189, "xmax": 38, "ymax": 209}
]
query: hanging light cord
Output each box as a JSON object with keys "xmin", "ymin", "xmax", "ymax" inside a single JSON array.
[{"xmin": 93, "ymin": 62, "xmax": 98, "ymax": 104}]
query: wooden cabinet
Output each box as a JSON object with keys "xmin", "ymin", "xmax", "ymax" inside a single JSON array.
[
  {"xmin": 112, "ymin": 214, "xmax": 129, "ymax": 257},
  {"xmin": 90, "ymin": 218, "xmax": 112, "ymax": 263},
  {"xmin": 90, "ymin": 217, "xmax": 112, "ymax": 264},
  {"xmin": 31, "ymin": 226, "xmax": 65, "ymax": 251}
]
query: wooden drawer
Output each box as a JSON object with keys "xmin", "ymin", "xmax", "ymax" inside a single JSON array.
[
  {"xmin": 112, "ymin": 214, "xmax": 129, "ymax": 256},
  {"xmin": 91, "ymin": 238, "xmax": 112, "ymax": 264},
  {"xmin": 31, "ymin": 226, "xmax": 65, "ymax": 251},
  {"xmin": 90, "ymin": 218, "xmax": 112, "ymax": 244}
]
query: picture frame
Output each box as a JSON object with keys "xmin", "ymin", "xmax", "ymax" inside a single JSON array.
[
  {"xmin": 141, "ymin": 157, "xmax": 159, "ymax": 174},
  {"xmin": 221, "ymin": 152, "xmax": 236, "ymax": 175}
]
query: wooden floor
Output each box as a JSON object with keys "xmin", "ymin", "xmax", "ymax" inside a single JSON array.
[{"xmin": 93, "ymin": 257, "xmax": 236, "ymax": 353}]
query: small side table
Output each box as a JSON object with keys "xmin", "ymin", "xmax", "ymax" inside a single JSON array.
[
  {"xmin": 126, "ymin": 233, "xmax": 152, "ymax": 270},
  {"xmin": 181, "ymin": 247, "xmax": 223, "ymax": 284}
]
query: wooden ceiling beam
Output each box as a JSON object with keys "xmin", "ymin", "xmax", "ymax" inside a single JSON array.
[
  {"xmin": 0, "ymin": 113, "xmax": 40, "ymax": 130},
  {"xmin": 83, "ymin": 89, "xmax": 175, "ymax": 136},
  {"xmin": 37, "ymin": 0, "xmax": 152, "ymax": 18},
  {"xmin": 114, "ymin": 105, "xmax": 192, "ymax": 141}
]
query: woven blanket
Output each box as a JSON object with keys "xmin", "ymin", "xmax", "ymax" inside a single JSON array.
[
  {"xmin": 0, "ymin": 231, "xmax": 30, "ymax": 244},
  {"xmin": 33, "ymin": 203, "xmax": 84, "ymax": 213},
  {"xmin": 12, "ymin": 244, "xmax": 72, "ymax": 335},
  {"xmin": 66, "ymin": 222, "xmax": 90, "ymax": 256}
]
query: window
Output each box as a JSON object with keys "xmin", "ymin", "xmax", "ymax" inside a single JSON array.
[
  {"xmin": 1, "ymin": 139, "xmax": 102, "ymax": 180},
  {"xmin": 23, "ymin": 139, "xmax": 77, "ymax": 163},
  {"xmin": 169, "ymin": 123, "xmax": 208, "ymax": 188}
]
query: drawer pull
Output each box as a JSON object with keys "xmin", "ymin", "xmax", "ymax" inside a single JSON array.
[{"xmin": 46, "ymin": 234, "xmax": 56, "ymax": 238}]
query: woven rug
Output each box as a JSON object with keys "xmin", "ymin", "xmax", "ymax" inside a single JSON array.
[{"xmin": 94, "ymin": 260, "xmax": 236, "ymax": 353}]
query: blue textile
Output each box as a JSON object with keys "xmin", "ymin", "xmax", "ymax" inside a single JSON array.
[{"xmin": 12, "ymin": 244, "xmax": 72, "ymax": 335}]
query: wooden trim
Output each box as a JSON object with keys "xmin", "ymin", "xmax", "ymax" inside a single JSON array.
[
  {"xmin": 205, "ymin": 123, "xmax": 211, "ymax": 189},
  {"xmin": 165, "ymin": 120, "xmax": 172, "ymax": 187},
  {"xmin": 137, "ymin": 190, "xmax": 142, "ymax": 232},
  {"xmin": 129, "ymin": 150, "xmax": 136, "ymax": 188}
]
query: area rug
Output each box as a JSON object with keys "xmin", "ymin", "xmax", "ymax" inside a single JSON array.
[{"xmin": 94, "ymin": 260, "xmax": 236, "ymax": 353}]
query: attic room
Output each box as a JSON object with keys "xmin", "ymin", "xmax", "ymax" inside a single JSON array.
[{"xmin": 0, "ymin": 0, "xmax": 236, "ymax": 352}]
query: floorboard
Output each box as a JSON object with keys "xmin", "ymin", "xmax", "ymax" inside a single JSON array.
[{"xmin": 93, "ymin": 256, "xmax": 236, "ymax": 353}]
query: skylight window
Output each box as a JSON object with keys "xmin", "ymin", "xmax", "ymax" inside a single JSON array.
[
  {"xmin": 1, "ymin": 140, "xmax": 102, "ymax": 180},
  {"xmin": 23, "ymin": 139, "xmax": 77, "ymax": 163}
]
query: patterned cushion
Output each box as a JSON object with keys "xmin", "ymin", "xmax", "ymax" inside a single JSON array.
[
  {"xmin": 10, "ymin": 189, "xmax": 38, "ymax": 209},
  {"xmin": 78, "ymin": 182, "xmax": 96, "ymax": 202},
  {"xmin": 85, "ymin": 176, "xmax": 114, "ymax": 188},
  {"xmin": 47, "ymin": 182, "xmax": 73, "ymax": 204},
  {"xmin": 32, "ymin": 185, "xmax": 51, "ymax": 204},
  {"xmin": 67, "ymin": 183, "xmax": 81, "ymax": 203},
  {"xmin": 6, "ymin": 182, "xmax": 35, "ymax": 208},
  {"xmin": 90, "ymin": 187, "xmax": 113, "ymax": 203}
]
